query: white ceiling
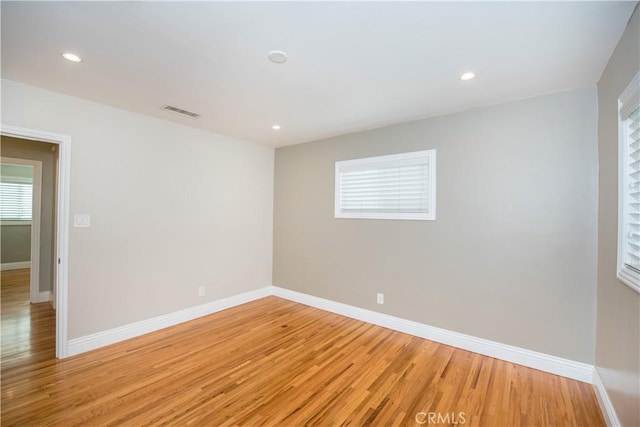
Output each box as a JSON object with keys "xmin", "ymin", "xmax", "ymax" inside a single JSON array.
[{"xmin": 1, "ymin": 1, "xmax": 636, "ymax": 147}]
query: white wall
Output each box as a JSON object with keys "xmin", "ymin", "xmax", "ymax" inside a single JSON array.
[{"xmin": 1, "ymin": 79, "xmax": 274, "ymax": 339}]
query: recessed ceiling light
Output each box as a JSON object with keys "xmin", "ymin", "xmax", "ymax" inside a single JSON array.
[
  {"xmin": 62, "ymin": 52, "xmax": 82, "ymax": 63},
  {"xmin": 272, "ymin": 124, "xmax": 281, "ymax": 130},
  {"xmin": 460, "ymin": 72, "xmax": 475, "ymax": 81},
  {"xmin": 268, "ymin": 51, "xmax": 288, "ymax": 64}
]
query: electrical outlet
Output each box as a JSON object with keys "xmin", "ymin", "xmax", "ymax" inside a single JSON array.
[
  {"xmin": 73, "ymin": 214, "xmax": 91, "ymax": 228},
  {"xmin": 377, "ymin": 293, "xmax": 384, "ymax": 304},
  {"xmin": 198, "ymin": 286, "xmax": 205, "ymax": 297}
]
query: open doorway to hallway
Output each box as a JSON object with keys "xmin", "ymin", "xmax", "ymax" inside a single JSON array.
[
  {"xmin": 1, "ymin": 135, "xmax": 58, "ymax": 363},
  {"xmin": 1, "ymin": 269, "xmax": 55, "ymax": 366}
]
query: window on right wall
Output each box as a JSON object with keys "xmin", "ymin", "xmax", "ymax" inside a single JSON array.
[{"xmin": 617, "ymin": 71, "xmax": 640, "ymax": 293}]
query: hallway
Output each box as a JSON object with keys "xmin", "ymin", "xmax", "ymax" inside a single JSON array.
[{"xmin": 1, "ymin": 268, "xmax": 55, "ymax": 370}]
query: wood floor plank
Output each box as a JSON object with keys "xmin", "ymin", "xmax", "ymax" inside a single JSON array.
[{"xmin": 1, "ymin": 269, "xmax": 605, "ymax": 426}]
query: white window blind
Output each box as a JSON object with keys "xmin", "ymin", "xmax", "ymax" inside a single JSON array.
[
  {"xmin": 617, "ymin": 71, "xmax": 640, "ymax": 293},
  {"xmin": 621, "ymin": 107, "xmax": 640, "ymax": 271},
  {"xmin": 0, "ymin": 182, "xmax": 33, "ymax": 221},
  {"xmin": 335, "ymin": 150, "xmax": 436, "ymax": 220}
]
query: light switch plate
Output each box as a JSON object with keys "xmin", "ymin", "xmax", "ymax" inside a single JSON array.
[{"xmin": 73, "ymin": 214, "xmax": 91, "ymax": 228}]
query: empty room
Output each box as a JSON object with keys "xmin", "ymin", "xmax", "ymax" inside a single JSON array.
[{"xmin": 1, "ymin": 1, "xmax": 639, "ymax": 426}]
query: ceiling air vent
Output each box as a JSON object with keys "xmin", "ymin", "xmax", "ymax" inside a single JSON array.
[{"xmin": 161, "ymin": 105, "xmax": 200, "ymax": 119}]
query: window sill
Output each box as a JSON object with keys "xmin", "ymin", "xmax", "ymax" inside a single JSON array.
[
  {"xmin": 335, "ymin": 212, "xmax": 436, "ymax": 221},
  {"xmin": 0, "ymin": 221, "xmax": 32, "ymax": 226},
  {"xmin": 617, "ymin": 267, "xmax": 640, "ymax": 294}
]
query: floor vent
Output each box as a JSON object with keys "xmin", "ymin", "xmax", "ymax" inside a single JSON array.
[{"xmin": 161, "ymin": 105, "xmax": 200, "ymax": 119}]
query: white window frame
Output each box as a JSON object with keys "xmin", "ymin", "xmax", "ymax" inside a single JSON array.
[
  {"xmin": 0, "ymin": 177, "xmax": 34, "ymax": 224},
  {"xmin": 617, "ymin": 71, "xmax": 640, "ymax": 293},
  {"xmin": 335, "ymin": 149, "xmax": 436, "ymax": 221}
]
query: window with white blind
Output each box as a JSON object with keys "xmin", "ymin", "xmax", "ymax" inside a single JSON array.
[
  {"xmin": 335, "ymin": 150, "xmax": 436, "ymax": 220},
  {"xmin": 617, "ymin": 72, "xmax": 640, "ymax": 293},
  {"xmin": 0, "ymin": 181, "xmax": 33, "ymax": 221}
]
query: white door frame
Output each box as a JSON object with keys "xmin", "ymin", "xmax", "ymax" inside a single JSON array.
[
  {"xmin": 1, "ymin": 125, "xmax": 71, "ymax": 358},
  {"xmin": 1, "ymin": 156, "xmax": 42, "ymax": 303}
]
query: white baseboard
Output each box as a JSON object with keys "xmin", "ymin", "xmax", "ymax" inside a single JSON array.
[
  {"xmin": 1, "ymin": 261, "xmax": 30, "ymax": 271},
  {"xmin": 592, "ymin": 367, "xmax": 621, "ymax": 426},
  {"xmin": 62, "ymin": 284, "xmax": 593, "ymax": 386},
  {"xmin": 271, "ymin": 286, "xmax": 593, "ymax": 383},
  {"xmin": 34, "ymin": 291, "xmax": 51, "ymax": 304},
  {"xmin": 66, "ymin": 286, "xmax": 271, "ymax": 357}
]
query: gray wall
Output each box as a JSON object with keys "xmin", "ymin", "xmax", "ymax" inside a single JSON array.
[
  {"xmin": 0, "ymin": 225, "xmax": 31, "ymax": 263},
  {"xmin": 274, "ymin": 87, "xmax": 598, "ymax": 363},
  {"xmin": 1, "ymin": 136, "xmax": 56, "ymax": 292},
  {"xmin": 595, "ymin": 5, "xmax": 640, "ymax": 427}
]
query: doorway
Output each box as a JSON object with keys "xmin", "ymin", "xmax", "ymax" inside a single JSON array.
[
  {"xmin": 0, "ymin": 126, "xmax": 70, "ymax": 359},
  {"xmin": 1, "ymin": 142, "xmax": 55, "ymax": 366},
  {"xmin": 0, "ymin": 157, "xmax": 43, "ymax": 305}
]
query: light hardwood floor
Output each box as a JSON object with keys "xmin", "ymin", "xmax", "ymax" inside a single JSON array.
[{"xmin": 1, "ymin": 269, "xmax": 604, "ymax": 426}]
